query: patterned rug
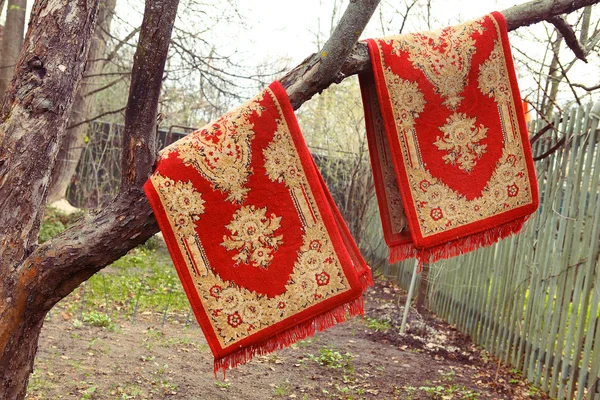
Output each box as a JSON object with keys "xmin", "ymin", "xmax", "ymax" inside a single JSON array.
[
  {"xmin": 144, "ymin": 81, "xmax": 372, "ymax": 375},
  {"xmin": 360, "ymin": 12, "xmax": 539, "ymax": 265}
]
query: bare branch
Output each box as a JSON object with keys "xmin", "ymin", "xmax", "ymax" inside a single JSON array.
[
  {"xmin": 281, "ymin": 0, "xmax": 381, "ymax": 109},
  {"xmin": 580, "ymin": 5, "xmax": 593, "ymax": 42},
  {"xmin": 556, "ymin": 57, "xmax": 582, "ymax": 106},
  {"xmin": 83, "ymin": 76, "xmax": 128, "ymax": 98},
  {"xmin": 67, "ymin": 106, "xmax": 126, "ymax": 130},
  {"xmin": 548, "ymin": 16, "xmax": 588, "ymax": 62},
  {"xmin": 534, "ymin": 135, "xmax": 567, "ymax": 161},
  {"xmin": 120, "ymin": 0, "xmax": 180, "ymax": 190},
  {"xmin": 101, "ymin": 27, "xmax": 141, "ymax": 69},
  {"xmin": 572, "ymin": 82, "xmax": 600, "ymax": 91},
  {"xmin": 530, "ymin": 122, "xmax": 556, "ymax": 144},
  {"xmin": 502, "ymin": 0, "xmax": 599, "ymax": 30}
]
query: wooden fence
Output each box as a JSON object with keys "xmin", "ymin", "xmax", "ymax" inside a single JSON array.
[
  {"xmin": 384, "ymin": 103, "xmax": 600, "ymax": 400},
  {"xmin": 67, "ymin": 121, "xmax": 192, "ymax": 208}
]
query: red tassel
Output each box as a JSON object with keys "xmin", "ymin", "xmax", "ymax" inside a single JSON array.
[
  {"xmin": 359, "ymin": 269, "xmax": 374, "ymax": 291},
  {"xmin": 415, "ymin": 217, "xmax": 527, "ymax": 265},
  {"xmin": 389, "ymin": 243, "xmax": 417, "ymax": 263},
  {"xmin": 213, "ymin": 296, "xmax": 365, "ymax": 377}
]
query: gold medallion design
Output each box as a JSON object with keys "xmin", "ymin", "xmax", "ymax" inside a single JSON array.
[
  {"xmin": 434, "ymin": 113, "xmax": 488, "ymax": 173},
  {"xmin": 151, "ymin": 174, "xmax": 205, "ymax": 236},
  {"xmin": 478, "ymin": 40, "xmax": 511, "ymax": 103},
  {"xmin": 385, "ymin": 18, "xmax": 485, "ymax": 110},
  {"xmin": 159, "ymin": 95, "xmax": 266, "ymax": 203},
  {"xmin": 382, "ymin": 68, "xmax": 427, "ymax": 132},
  {"xmin": 221, "ymin": 205, "xmax": 283, "ymax": 269}
]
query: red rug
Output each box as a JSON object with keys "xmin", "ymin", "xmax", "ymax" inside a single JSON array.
[
  {"xmin": 360, "ymin": 12, "xmax": 539, "ymax": 265},
  {"xmin": 144, "ymin": 81, "xmax": 372, "ymax": 375}
]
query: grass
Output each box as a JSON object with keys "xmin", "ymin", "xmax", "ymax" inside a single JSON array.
[
  {"xmin": 39, "ymin": 206, "xmax": 84, "ymax": 243},
  {"xmin": 405, "ymin": 384, "xmax": 480, "ymax": 400},
  {"xmin": 55, "ymin": 246, "xmax": 190, "ymax": 322},
  {"xmin": 273, "ymin": 380, "xmax": 292, "ymax": 397},
  {"xmin": 38, "ymin": 206, "xmax": 189, "ymax": 324},
  {"xmin": 214, "ymin": 380, "xmax": 231, "ymax": 391}
]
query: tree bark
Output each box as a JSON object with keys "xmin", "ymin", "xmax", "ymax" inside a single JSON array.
[
  {"xmin": 0, "ymin": 0, "xmax": 598, "ymax": 398},
  {"xmin": 47, "ymin": 0, "xmax": 117, "ymax": 203},
  {"xmin": 120, "ymin": 0, "xmax": 179, "ymax": 191},
  {"xmin": 0, "ymin": 0, "xmax": 26, "ymax": 99},
  {"xmin": 0, "ymin": 0, "xmax": 101, "ymax": 398},
  {"xmin": 281, "ymin": 0, "xmax": 600, "ymax": 109}
]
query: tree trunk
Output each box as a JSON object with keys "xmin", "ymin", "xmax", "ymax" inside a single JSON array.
[
  {"xmin": 0, "ymin": 0, "xmax": 101, "ymax": 397},
  {"xmin": 47, "ymin": 0, "xmax": 117, "ymax": 203},
  {"xmin": 0, "ymin": 0, "xmax": 26, "ymax": 99},
  {"xmin": 0, "ymin": 0, "xmax": 179, "ymax": 397},
  {"xmin": 543, "ymin": 36, "xmax": 563, "ymax": 118},
  {"xmin": 0, "ymin": 280, "xmax": 47, "ymax": 399}
]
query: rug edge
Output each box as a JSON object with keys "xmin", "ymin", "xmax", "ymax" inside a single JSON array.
[{"xmin": 213, "ymin": 294, "xmax": 366, "ymax": 377}]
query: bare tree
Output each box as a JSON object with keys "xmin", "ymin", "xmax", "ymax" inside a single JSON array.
[
  {"xmin": 0, "ymin": 0, "xmax": 598, "ymax": 398},
  {"xmin": 0, "ymin": 0, "xmax": 26, "ymax": 98}
]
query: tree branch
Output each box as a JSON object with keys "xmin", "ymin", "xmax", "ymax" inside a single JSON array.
[
  {"xmin": 534, "ymin": 135, "xmax": 567, "ymax": 161},
  {"xmin": 101, "ymin": 27, "xmax": 141, "ymax": 69},
  {"xmin": 120, "ymin": 0, "xmax": 180, "ymax": 191},
  {"xmin": 281, "ymin": 0, "xmax": 380, "ymax": 109},
  {"xmin": 502, "ymin": 0, "xmax": 599, "ymax": 30},
  {"xmin": 572, "ymin": 82, "xmax": 600, "ymax": 91},
  {"xmin": 282, "ymin": 0, "xmax": 600, "ymax": 110},
  {"xmin": 66, "ymin": 106, "xmax": 126, "ymax": 130},
  {"xmin": 548, "ymin": 16, "xmax": 588, "ymax": 62}
]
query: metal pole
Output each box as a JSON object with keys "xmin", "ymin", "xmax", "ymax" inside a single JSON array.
[{"xmin": 400, "ymin": 260, "xmax": 419, "ymax": 334}]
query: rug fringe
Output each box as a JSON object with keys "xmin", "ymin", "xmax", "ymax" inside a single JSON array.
[
  {"xmin": 214, "ymin": 296, "xmax": 365, "ymax": 378},
  {"xmin": 389, "ymin": 243, "xmax": 417, "ymax": 264},
  {"xmin": 359, "ymin": 269, "xmax": 374, "ymax": 291},
  {"xmin": 416, "ymin": 217, "xmax": 527, "ymax": 265}
]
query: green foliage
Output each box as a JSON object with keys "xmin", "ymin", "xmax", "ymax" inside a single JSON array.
[
  {"xmin": 439, "ymin": 369, "xmax": 456, "ymax": 382},
  {"xmin": 527, "ymin": 385, "xmax": 541, "ymax": 397},
  {"xmin": 273, "ymin": 381, "xmax": 292, "ymax": 397},
  {"xmin": 139, "ymin": 234, "xmax": 165, "ymax": 251},
  {"xmin": 82, "ymin": 311, "xmax": 115, "ymax": 330},
  {"xmin": 63, "ymin": 247, "xmax": 189, "ymax": 319},
  {"xmin": 364, "ymin": 317, "xmax": 391, "ymax": 332},
  {"xmin": 214, "ymin": 380, "xmax": 231, "ymax": 391},
  {"xmin": 80, "ymin": 386, "xmax": 97, "ymax": 400},
  {"xmin": 307, "ymin": 346, "xmax": 353, "ymax": 371},
  {"xmin": 413, "ymin": 384, "xmax": 480, "ymax": 400}
]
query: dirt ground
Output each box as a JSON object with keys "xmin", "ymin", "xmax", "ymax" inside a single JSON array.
[{"xmin": 26, "ymin": 278, "xmax": 548, "ymax": 400}]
